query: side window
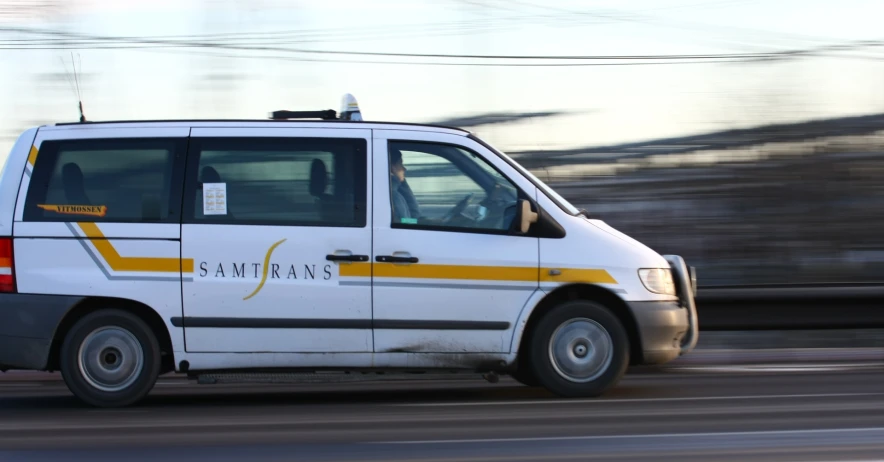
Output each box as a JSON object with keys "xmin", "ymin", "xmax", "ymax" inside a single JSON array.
[
  {"xmin": 183, "ymin": 137, "xmax": 367, "ymax": 227},
  {"xmin": 23, "ymin": 138, "xmax": 184, "ymax": 223},
  {"xmin": 388, "ymin": 140, "xmax": 521, "ymax": 233}
]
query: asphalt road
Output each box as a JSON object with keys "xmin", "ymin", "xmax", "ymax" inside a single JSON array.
[{"xmin": 2, "ymin": 363, "xmax": 884, "ymax": 461}]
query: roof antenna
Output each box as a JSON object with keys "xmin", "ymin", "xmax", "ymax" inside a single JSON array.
[
  {"xmin": 60, "ymin": 52, "xmax": 87, "ymax": 122},
  {"xmin": 72, "ymin": 52, "xmax": 86, "ymax": 122}
]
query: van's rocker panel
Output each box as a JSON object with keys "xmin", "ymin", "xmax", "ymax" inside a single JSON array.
[{"xmin": 0, "ymin": 285, "xmax": 691, "ymax": 373}]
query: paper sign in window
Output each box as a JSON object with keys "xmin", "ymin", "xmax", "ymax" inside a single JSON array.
[{"xmin": 203, "ymin": 183, "xmax": 228, "ymax": 215}]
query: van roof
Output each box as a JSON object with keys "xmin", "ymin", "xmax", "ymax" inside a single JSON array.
[{"xmin": 42, "ymin": 119, "xmax": 470, "ymax": 135}]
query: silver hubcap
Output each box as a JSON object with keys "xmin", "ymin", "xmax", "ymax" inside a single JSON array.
[
  {"xmin": 548, "ymin": 318, "xmax": 613, "ymax": 383},
  {"xmin": 78, "ymin": 326, "xmax": 144, "ymax": 392}
]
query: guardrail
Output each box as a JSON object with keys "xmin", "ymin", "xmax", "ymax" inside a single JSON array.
[{"xmin": 696, "ymin": 286, "xmax": 884, "ymax": 330}]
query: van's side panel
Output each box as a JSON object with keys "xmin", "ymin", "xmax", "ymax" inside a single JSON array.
[
  {"xmin": 12, "ymin": 127, "xmax": 190, "ymax": 361},
  {"xmin": 179, "ymin": 127, "xmax": 374, "ymax": 355},
  {"xmin": 0, "ymin": 128, "xmax": 37, "ymax": 237}
]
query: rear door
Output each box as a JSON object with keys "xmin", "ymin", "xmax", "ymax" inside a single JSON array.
[
  {"xmin": 12, "ymin": 126, "xmax": 189, "ymax": 353},
  {"xmin": 179, "ymin": 127, "xmax": 373, "ymax": 353}
]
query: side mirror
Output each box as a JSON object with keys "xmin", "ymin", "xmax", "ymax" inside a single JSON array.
[{"xmin": 519, "ymin": 199, "xmax": 539, "ymax": 234}]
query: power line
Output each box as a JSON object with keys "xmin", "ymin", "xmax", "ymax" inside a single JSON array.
[
  {"xmin": 134, "ymin": 45, "xmax": 748, "ymax": 67},
  {"xmin": 1, "ymin": 4, "xmax": 854, "ymax": 62},
  {"xmin": 3, "ymin": 26, "xmax": 879, "ymax": 60},
  {"xmin": 142, "ymin": 44, "xmax": 884, "ymax": 67},
  {"xmin": 0, "ymin": 20, "xmax": 537, "ymax": 51},
  {"xmin": 2, "ymin": 26, "xmax": 882, "ymax": 68},
  {"xmin": 2, "ymin": 14, "xmax": 540, "ymax": 45}
]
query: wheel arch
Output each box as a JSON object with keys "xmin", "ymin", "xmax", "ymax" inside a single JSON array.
[
  {"xmin": 512, "ymin": 284, "xmax": 644, "ymax": 368},
  {"xmin": 46, "ymin": 297, "xmax": 175, "ymax": 374}
]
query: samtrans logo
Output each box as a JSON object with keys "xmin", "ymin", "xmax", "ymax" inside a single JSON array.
[
  {"xmin": 197, "ymin": 239, "xmax": 333, "ymax": 300},
  {"xmin": 197, "ymin": 262, "xmax": 332, "ymax": 281}
]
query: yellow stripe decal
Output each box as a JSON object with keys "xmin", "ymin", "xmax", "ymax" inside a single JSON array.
[
  {"xmin": 339, "ymin": 262, "xmax": 616, "ymax": 284},
  {"xmin": 77, "ymin": 222, "xmax": 194, "ymax": 273},
  {"xmin": 339, "ymin": 262, "xmax": 372, "ymax": 278},
  {"xmin": 27, "ymin": 146, "xmax": 38, "ymax": 167},
  {"xmin": 374, "ymin": 263, "xmax": 537, "ymax": 281},
  {"xmin": 540, "ymin": 268, "xmax": 617, "ymax": 284},
  {"xmin": 243, "ymin": 238, "xmax": 287, "ymax": 301}
]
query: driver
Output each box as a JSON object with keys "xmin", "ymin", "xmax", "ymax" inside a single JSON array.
[{"xmin": 390, "ymin": 149, "xmax": 421, "ymax": 222}]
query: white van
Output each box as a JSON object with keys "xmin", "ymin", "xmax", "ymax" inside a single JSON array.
[{"xmin": 0, "ymin": 97, "xmax": 698, "ymax": 407}]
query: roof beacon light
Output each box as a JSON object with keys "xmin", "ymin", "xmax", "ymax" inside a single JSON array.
[{"xmin": 340, "ymin": 93, "xmax": 362, "ymax": 121}]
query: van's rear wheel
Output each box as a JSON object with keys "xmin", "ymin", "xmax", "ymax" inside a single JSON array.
[
  {"xmin": 529, "ymin": 300, "xmax": 629, "ymax": 397},
  {"xmin": 60, "ymin": 309, "xmax": 161, "ymax": 407}
]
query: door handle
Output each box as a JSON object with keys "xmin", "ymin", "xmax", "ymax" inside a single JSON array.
[
  {"xmin": 376, "ymin": 255, "xmax": 419, "ymax": 263},
  {"xmin": 326, "ymin": 254, "xmax": 369, "ymax": 262}
]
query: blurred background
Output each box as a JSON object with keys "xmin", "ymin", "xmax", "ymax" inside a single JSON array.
[
  {"xmin": 5, "ymin": 4, "xmax": 884, "ymax": 460},
  {"xmin": 3, "ymin": 0, "xmax": 884, "ymax": 331}
]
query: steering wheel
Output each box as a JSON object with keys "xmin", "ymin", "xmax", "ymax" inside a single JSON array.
[{"xmin": 442, "ymin": 193, "xmax": 475, "ymax": 223}]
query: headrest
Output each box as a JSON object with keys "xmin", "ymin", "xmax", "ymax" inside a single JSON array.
[
  {"xmin": 201, "ymin": 166, "xmax": 221, "ymax": 184},
  {"xmin": 309, "ymin": 159, "xmax": 328, "ymax": 196},
  {"xmin": 62, "ymin": 162, "xmax": 84, "ymax": 183}
]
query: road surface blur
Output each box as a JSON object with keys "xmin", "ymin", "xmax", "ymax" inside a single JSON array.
[{"xmin": 0, "ymin": 354, "xmax": 883, "ymax": 462}]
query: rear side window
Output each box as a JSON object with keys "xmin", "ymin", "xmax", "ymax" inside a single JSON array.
[
  {"xmin": 23, "ymin": 138, "xmax": 186, "ymax": 223},
  {"xmin": 182, "ymin": 137, "xmax": 367, "ymax": 227}
]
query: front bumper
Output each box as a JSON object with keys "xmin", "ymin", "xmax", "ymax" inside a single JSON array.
[
  {"xmin": 628, "ymin": 255, "xmax": 699, "ymax": 365},
  {"xmin": 665, "ymin": 254, "xmax": 700, "ymax": 356}
]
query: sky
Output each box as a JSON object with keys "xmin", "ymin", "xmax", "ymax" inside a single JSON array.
[{"xmin": 1, "ymin": 0, "xmax": 884, "ymax": 162}]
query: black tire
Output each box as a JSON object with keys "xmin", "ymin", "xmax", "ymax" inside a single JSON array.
[
  {"xmin": 59, "ymin": 309, "xmax": 161, "ymax": 408},
  {"xmin": 529, "ymin": 300, "xmax": 629, "ymax": 397},
  {"xmin": 510, "ymin": 365, "xmax": 541, "ymax": 387}
]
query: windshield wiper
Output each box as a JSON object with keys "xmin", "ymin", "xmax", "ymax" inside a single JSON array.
[{"xmin": 578, "ymin": 208, "xmax": 591, "ymax": 219}]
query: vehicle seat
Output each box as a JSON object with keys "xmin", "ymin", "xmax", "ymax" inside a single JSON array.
[
  {"xmin": 310, "ymin": 159, "xmax": 339, "ymax": 222},
  {"xmin": 201, "ymin": 166, "xmax": 221, "ymax": 184},
  {"xmin": 61, "ymin": 163, "xmax": 91, "ymax": 205}
]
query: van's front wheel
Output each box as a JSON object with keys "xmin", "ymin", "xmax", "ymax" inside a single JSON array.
[
  {"xmin": 60, "ymin": 309, "xmax": 161, "ymax": 407},
  {"xmin": 530, "ymin": 301, "xmax": 629, "ymax": 397}
]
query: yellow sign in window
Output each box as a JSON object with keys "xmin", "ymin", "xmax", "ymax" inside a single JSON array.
[{"xmin": 37, "ymin": 204, "xmax": 108, "ymax": 218}]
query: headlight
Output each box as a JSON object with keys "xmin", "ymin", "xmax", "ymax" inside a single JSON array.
[{"xmin": 638, "ymin": 268, "xmax": 676, "ymax": 296}]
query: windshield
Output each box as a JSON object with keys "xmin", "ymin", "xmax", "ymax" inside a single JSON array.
[{"xmin": 472, "ymin": 136, "xmax": 582, "ymax": 216}]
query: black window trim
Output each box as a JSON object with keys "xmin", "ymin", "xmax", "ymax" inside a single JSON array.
[
  {"xmin": 386, "ymin": 138, "xmax": 545, "ymax": 238},
  {"xmin": 181, "ymin": 136, "xmax": 369, "ymax": 228},
  {"xmin": 390, "ymin": 139, "xmax": 523, "ymax": 196},
  {"xmin": 468, "ymin": 133, "xmax": 578, "ymax": 217},
  {"xmin": 22, "ymin": 137, "xmax": 188, "ymax": 224}
]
